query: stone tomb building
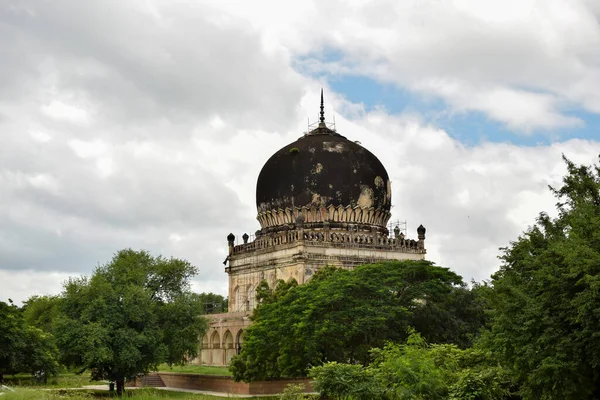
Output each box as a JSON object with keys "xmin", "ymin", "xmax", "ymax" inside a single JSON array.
[{"xmin": 196, "ymin": 94, "xmax": 427, "ymax": 366}]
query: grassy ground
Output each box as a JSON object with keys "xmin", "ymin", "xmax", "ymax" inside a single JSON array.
[
  {"xmin": 1, "ymin": 370, "xmax": 281, "ymax": 399},
  {"xmin": 1, "ymin": 372, "xmax": 277, "ymax": 399},
  {"xmin": 0, "ymin": 388, "xmax": 269, "ymax": 399},
  {"xmin": 156, "ymin": 365, "xmax": 232, "ymax": 376},
  {"xmin": 2, "ymin": 372, "xmax": 105, "ymax": 388}
]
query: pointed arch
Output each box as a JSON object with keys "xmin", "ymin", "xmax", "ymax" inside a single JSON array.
[
  {"xmin": 210, "ymin": 330, "xmax": 221, "ymax": 349},
  {"xmin": 236, "ymin": 330, "xmax": 244, "ymax": 354},
  {"xmin": 247, "ymin": 285, "xmax": 257, "ymax": 311},
  {"xmin": 223, "ymin": 330, "xmax": 234, "ymax": 349}
]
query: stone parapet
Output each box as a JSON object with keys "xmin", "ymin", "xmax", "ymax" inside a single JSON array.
[{"xmin": 231, "ymin": 228, "xmax": 424, "ymax": 257}]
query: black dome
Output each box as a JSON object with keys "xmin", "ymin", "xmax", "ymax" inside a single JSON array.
[{"xmin": 255, "ymin": 125, "xmax": 391, "ymax": 233}]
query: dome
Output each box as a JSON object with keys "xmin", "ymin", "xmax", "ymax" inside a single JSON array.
[{"xmin": 255, "ymin": 93, "xmax": 392, "ymax": 234}]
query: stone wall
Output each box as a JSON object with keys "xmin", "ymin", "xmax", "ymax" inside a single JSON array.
[
  {"xmin": 226, "ymin": 234, "xmax": 426, "ymax": 313},
  {"xmin": 140, "ymin": 373, "xmax": 313, "ymax": 395}
]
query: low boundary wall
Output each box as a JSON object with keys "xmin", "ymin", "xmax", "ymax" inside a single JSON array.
[{"xmin": 135, "ymin": 372, "xmax": 313, "ymax": 396}]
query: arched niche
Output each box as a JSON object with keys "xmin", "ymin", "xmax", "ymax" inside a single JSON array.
[
  {"xmin": 223, "ymin": 330, "xmax": 234, "ymax": 349},
  {"xmin": 210, "ymin": 330, "xmax": 221, "ymax": 349}
]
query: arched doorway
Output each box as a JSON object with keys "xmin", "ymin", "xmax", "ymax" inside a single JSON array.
[
  {"xmin": 236, "ymin": 329, "xmax": 244, "ymax": 355},
  {"xmin": 210, "ymin": 330, "xmax": 222, "ymax": 366},
  {"xmin": 223, "ymin": 330, "xmax": 235, "ymax": 364},
  {"xmin": 200, "ymin": 334, "xmax": 209, "ymax": 364}
]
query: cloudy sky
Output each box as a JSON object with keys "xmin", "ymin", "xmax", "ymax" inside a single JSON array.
[{"xmin": 2, "ymin": 0, "xmax": 600, "ymax": 305}]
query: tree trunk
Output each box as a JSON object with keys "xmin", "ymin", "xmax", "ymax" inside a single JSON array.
[
  {"xmin": 0, "ymin": 372, "xmax": 3, "ymax": 383},
  {"xmin": 116, "ymin": 378, "xmax": 125, "ymax": 396}
]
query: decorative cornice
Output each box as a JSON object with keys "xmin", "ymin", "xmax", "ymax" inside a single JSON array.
[{"xmin": 256, "ymin": 204, "xmax": 391, "ymax": 233}]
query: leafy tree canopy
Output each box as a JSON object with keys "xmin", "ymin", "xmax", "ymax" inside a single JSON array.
[
  {"xmin": 0, "ymin": 300, "xmax": 24, "ymax": 381},
  {"xmin": 484, "ymin": 156, "xmax": 600, "ymax": 399},
  {"xmin": 53, "ymin": 249, "xmax": 207, "ymax": 395},
  {"xmin": 230, "ymin": 260, "xmax": 485, "ymax": 382},
  {"xmin": 22, "ymin": 295, "xmax": 60, "ymax": 334},
  {"xmin": 195, "ymin": 292, "xmax": 228, "ymax": 314},
  {"xmin": 0, "ymin": 300, "xmax": 60, "ymax": 382}
]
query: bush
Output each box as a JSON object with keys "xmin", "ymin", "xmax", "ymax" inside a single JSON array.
[
  {"xmin": 309, "ymin": 362, "xmax": 381, "ymax": 400},
  {"xmin": 309, "ymin": 331, "xmax": 517, "ymax": 400},
  {"xmin": 280, "ymin": 383, "xmax": 319, "ymax": 400}
]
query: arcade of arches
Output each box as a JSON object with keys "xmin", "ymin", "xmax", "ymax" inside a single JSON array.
[{"xmin": 197, "ymin": 325, "xmax": 245, "ymax": 366}]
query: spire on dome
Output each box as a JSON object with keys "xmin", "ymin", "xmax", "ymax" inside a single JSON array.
[
  {"xmin": 306, "ymin": 89, "xmax": 338, "ymax": 136},
  {"xmin": 319, "ymin": 88, "xmax": 325, "ymax": 127}
]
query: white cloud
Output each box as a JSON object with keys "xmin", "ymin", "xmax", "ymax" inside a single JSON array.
[
  {"xmin": 413, "ymin": 81, "xmax": 583, "ymax": 131},
  {"xmin": 41, "ymin": 100, "xmax": 91, "ymax": 125},
  {"xmin": 1, "ymin": 0, "xmax": 600, "ymax": 306},
  {"xmin": 29, "ymin": 129, "xmax": 52, "ymax": 143},
  {"xmin": 0, "ymin": 270, "xmax": 71, "ymax": 303},
  {"xmin": 267, "ymin": 0, "xmax": 600, "ymax": 131},
  {"xmin": 453, "ymin": 0, "xmax": 537, "ymax": 23},
  {"xmin": 68, "ymin": 139, "xmax": 108, "ymax": 159}
]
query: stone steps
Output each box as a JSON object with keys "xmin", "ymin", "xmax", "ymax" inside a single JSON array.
[{"xmin": 137, "ymin": 373, "xmax": 165, "ymax": 387}]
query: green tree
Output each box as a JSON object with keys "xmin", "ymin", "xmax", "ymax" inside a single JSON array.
[
  {"xmin": 485, "ymin": 156, "xmax": 600, "ymax": 399},
  {"xmin": 0, "ymin": 300, "xmax": 60, "ymax": 382},
  {"xmin": 0, "ymin": 300, "xmax": 23, "ymax": 382},
  {"xmin": 53, "ymin": 249, "xmax": 207, "ymax": 395},
  {"xmin": 22, "ymin": 295, "xmax": 60, "ymax": 333},
  {"xmin": 230, "ymin": 260, "xmax": 484, "ymax": 381},
  {"xmin": 196, "ymin": 292, "xmax": 228, "ymax": 314},
  {"xmin": 19, "ymin": 326, "xmax": 60, "ymax": 383}
]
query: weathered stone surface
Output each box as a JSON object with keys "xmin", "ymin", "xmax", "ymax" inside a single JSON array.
[{"xmin": 256, "ymin": 125, "xmax": 391, "ymax": 234}]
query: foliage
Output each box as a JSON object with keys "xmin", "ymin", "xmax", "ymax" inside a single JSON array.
[
  {"xmin": 53, "ymin": 249, "xmax": 208, "ymax": 395},
  {"xmin": 448, "ymin": 367, "xmax": 513, "ymax": 400},
  {"xmin": 255, "ymin": 277, "xmax": 298, "ymax": 304},
  {"xmin": 20, "ymin": 326, "xmax": 60, "ymax": 382},
  {"xmin": 22, "ymin": 296, "xmax": 60, "ymax": 334},
  {"xmin": 230, "ymin": 260, "xmax": 485, "ymax": 382},
  {"xmin": 279, "ymin": 383, "xmax": 317, "ymax": 400},
  {"xmin": 310, "ymin": 362, "xmax": 381, "ymax": 400},
  {"xmin": 0, "ymin": 300, "xmax": 24, "ymax": 380},
  {"xmin": 367, "ymin": 332, "xmax": 450, "ymax": 400},
  {"xmin": 310, "ymin": 331, "xmax": 515, "ymax": 400},
  {"xmin": 484, "ymin": 156, "xmax": 600, "ymax": 399},
  {"xmin": 0, "ymin": 300, "xmax": 60, "ymax": 382},
  {"xmin": 195, "ymin": 293, "xmax": 228, "ymax": 314},
  {"xmin": 2, "ymin": 372, "xmax": 104, "ymax": 388}
]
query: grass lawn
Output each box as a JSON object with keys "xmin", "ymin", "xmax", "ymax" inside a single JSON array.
[
  {"xmin": 156, "ymin": 364, "xmax": 231, "ymax": 376},
  {"xmin": 0, "ymin": 370, "xmax": 285, "ymax": 399},
  {"xmin": 2, "ymin": 372, "xmax": 105, "ymax": 388},
  {"xmin": 0, "ymin": 388, "xmax": 274, "ymax": 399}
]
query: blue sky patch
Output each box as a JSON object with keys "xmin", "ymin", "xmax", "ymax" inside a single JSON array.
[{"xmin": 294, "ymin": 55, "xmax": 600, "ymax": 146}]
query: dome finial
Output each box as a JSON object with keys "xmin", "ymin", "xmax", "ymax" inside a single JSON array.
[{"xmin": 319, "ymin": 88, "xmax": 325, "ymax": 126}]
